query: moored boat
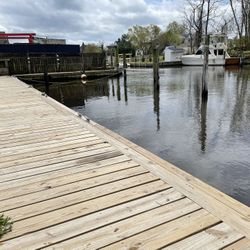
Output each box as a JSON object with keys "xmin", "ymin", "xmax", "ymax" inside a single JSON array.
[{"xmin": 181, "ymin": 34, "xmax": 230, "ymax": 66}]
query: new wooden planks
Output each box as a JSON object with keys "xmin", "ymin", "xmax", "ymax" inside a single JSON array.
[
  {"xmin": 0, "ymin": 189, "xmax": 183, "ymax": 250},
  {"xmin": 164, "ymin": 223, "xmax": 244, "ymax": 250},
  {"xmin": 0, "ymin": 150, "xmax": 122, "ymax": 183},
  {"xmin": 0, "ymin": 145, "xmax": 115, "ymax": 177},
  {"xmin": 0, "ymin": 130, "xmax": 92, "ymax": 149},
  {"xmin": 223, "ymin": 238, "xmax": 250, "ymax": 250},
  {"xmin": 101, "ymin": 209, "xmax": 220, "ymax": 250},
  {"xmin": 3, "ymin": 172, "xmax": 156, "ymax": 221},
  {"xmin": 0, "ymin": 124, "xmax": 83, "ymax": 144},
  {"xmin": 46, "ymin": 197, "xmax": 198, "ymax": 250},
  {"xmin": 0, "ymin": 138, "xmax": 103, "ymax": 162},
  {"xmin": 1, "ymin": 179, "xmax": 168, "ymax": 241},
  {"xmin": 83, "ymin": 120, "xmax": 250, "ymax": 238},
  {"xmin": 0, "ymin": 162, "xmax": 141, "ymax": 203},
  {"xmin": 0, "ymin": 154, "xmax": 129, "ymax": 191},
  {"xmin": 0, "ymin": 160, "xmax": 137, "ymax": 200}
]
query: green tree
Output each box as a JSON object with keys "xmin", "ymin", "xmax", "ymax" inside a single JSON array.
[
  {"xmin": 83, "ymin": 44, "xmax": 102, "ymax": 53},
  {"xmin": 148, "ymin": 24, "xmax": 161, "ymax": 41},
  {"xmin": 157, "ymin": 21, "xmax": 185, "ymax": 52},
  {"xmin": 128, "ymin": 24, "xmax": 161, "ymax": 55},
  {"xmin": 167, "ymin": 21, "xmax": 185, "ymax": 36},
  {"xmin": 115, "ymin": 34, "xmax": 135, "ymax": 55}
]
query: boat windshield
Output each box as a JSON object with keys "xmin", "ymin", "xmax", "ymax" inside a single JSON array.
[
  {"xmin": 196, "ymin": 49, "xmax": 203, "ymax": 55},
  {"xmin": 195, "ymin": 49, "xmax": 211, "ymax": 55}
]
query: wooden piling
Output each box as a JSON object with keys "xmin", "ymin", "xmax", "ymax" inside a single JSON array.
[
  {"xmin": 153, "ymin": 47, "xmax": 159, "ymax": 88},
  {"xmin": 123, "ymin": 53, "xmax": 127, "ymax": 68},
  {"xmin": 110, "ymin": 51, "xmax": 113, "ymax": 67},
  {"xmin": 202, "ymin": 35, "xmax": 209, "ymax": 100},
  {"xmin": 115, "ymin": 46, "xmax": 119, "ymax": 69},
  {"xmin": 123, "ymin": 53, "xmax": 127, "ymax": 81}
]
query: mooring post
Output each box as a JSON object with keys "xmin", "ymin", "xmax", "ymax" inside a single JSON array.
[
  {"xmin": 153, "ymin": 47, "xmax": 159, "ymax": 88},
  {"xmin": 123, "ymin": 53, "xmax": 127, "ymax": 68},
  {"xmin": 115, "ymin": 46, "xmax": 119, "ymax": 69},
  {"xmin": 123, "ymin": 53, "xmax": 127, "ymax": 81},
  {"xmin": 202, "ymin": 35, "xmax": 209, "ymax": 100},
  {"xmin": 110, "ymin": 49, "xmax": 113, "ymax": 68}
]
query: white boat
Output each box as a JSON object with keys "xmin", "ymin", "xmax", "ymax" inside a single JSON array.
[{"xmin": 181, "ymin": 35, "xmax": 230, "ymax": 66}]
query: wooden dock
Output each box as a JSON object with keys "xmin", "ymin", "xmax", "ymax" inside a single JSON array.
[
  {"xmin": 14, "ymin": 69, "xmax": 123, "ymax": 82},
  {"xmin": 0, "ymin": 76, "xmax": 249, "ymax": 249}
]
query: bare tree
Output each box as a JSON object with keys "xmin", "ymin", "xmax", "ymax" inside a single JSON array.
[
  {"xmin": 230, "ymin": 0, "xmax": 243, "ymax": 39},
  {"xmin": 242, "ymin": 0, "xmax": 250, "ymax": 46},
  {"xmin": 184, "ymin": 0, "xmax": 222, "ymax": 51},
  {"xmin": 184, "ymin": 0, "xmax": 206, "ymax": 49},
  {"xmin": 230, "ymin": 0, "xmax": 250, "ymax": 49},
  {"xmin": 184, "ymin": 10, "xmax": 195, "ymax": 52}
]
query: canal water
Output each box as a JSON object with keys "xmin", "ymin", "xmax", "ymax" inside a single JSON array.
[{"xmin": 38, "ymin": 66, "xmax": 250, "ymax": 206}]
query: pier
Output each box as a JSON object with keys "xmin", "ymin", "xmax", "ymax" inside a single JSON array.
[
  {"xmin": 14, "ymin": 69, "xmax": 123, "ymax": 82},
  {"xmin": 0, "ymin": 76, "xmax": 249, "ymax": 249}
]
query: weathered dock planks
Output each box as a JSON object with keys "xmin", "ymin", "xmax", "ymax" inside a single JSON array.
[{"xmin": 0, "ymin": 76, "xmax": 249, "ymax": 249}]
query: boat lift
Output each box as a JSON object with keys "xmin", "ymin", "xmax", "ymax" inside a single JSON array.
[{"xmin": 0, "ymin": 33, "xmax": 36, "ymax": 44}]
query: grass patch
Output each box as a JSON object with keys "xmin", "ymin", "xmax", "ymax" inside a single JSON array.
[{"xmin": 0, "ymin": 214, "xmax": 13, "ymax": 238}]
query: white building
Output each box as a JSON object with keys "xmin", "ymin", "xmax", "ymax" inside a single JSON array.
[
  {"xmin": 34, "ymin": 37, "xmax": 66, "ymax": 45},
  {"xmin": 164, "ymin": 46, "xmax": 184, "ymax": 62}
]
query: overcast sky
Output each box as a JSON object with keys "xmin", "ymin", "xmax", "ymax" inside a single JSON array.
[
  {"xmin": 0, "ymin": 0, "xmax": 186, "ymax": 45},
  {"xmin": 0, "ymin": 0, "xmax": 233, "ymax": 45}
]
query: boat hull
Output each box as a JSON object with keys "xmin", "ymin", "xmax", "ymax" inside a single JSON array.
[{"xmin": 181, "ymin": 55, "xmax": 226, "ymax": 66}]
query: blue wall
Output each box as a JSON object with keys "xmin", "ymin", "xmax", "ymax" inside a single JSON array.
[{"xmin": 0, "ymin": 44, "xmax": 80, "ymax": 55}]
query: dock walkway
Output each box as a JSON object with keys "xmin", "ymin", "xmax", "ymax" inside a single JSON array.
[{"xmin": 0, "ymin": 76, "xmax": 249, "ymax": 249}]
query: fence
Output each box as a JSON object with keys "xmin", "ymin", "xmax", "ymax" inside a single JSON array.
[{"xmin": 2, "ymin": 53, "xmax": 106, "ymax": 75}]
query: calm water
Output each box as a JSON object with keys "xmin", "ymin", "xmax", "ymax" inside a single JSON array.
[{"xmin": 39, "ymin": 67, "xmax": 250, "ymax": 206}]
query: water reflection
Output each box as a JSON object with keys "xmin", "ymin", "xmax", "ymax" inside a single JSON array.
[
  {"xmin": 37, "ymin": 67, "xmax": 250, "ymax": 206},
  {"xmin": 117, "ymin": 77, "xmax": 121, "ymax": 101},
  {"xmin": 36, "ymin": 79, "xmax": 110, "ymax": 107},
  {"xmin": 199, "ymin": 98, "xmax": 207, "ymax": 152},
  {"xmin": 124, "ymin": 74, "xmax": 128, "ymax": 104},
  {"xmin": 111, "ymin": 79, "xmax": 115, "ymax": 97},
  {"xmin": 230, "ymin": 68, "xmax": 249, "ymax": 133},
  {"xmin": 153, "ymin": 84, "xmax": 160, "ymax": 130}
]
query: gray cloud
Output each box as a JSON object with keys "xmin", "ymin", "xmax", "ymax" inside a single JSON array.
[{"xmin": 0, "ymin": 0, "xmax": 185, "ymax": 44}]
